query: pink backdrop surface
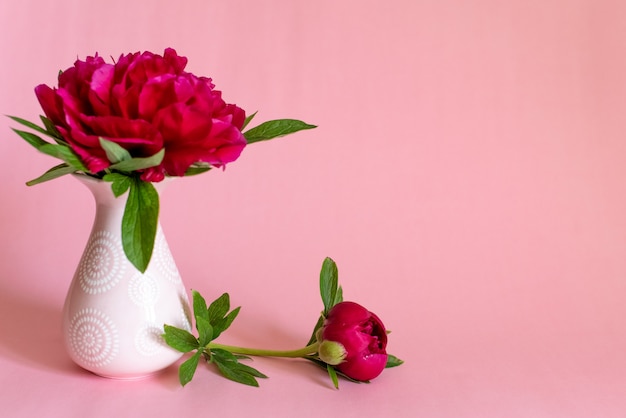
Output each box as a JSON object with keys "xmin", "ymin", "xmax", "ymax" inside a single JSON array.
[{"xmin": 2, "ymin": 0, "xmax": 626, "ymax": 417}]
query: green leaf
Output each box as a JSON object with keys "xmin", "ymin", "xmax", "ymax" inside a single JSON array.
[
  {"xmin": 243, "ymin": 119, "xmax": 316, "ymax": 145},
  {"xmin": 211, "ymin": 348, "xmax": 267, "ymax": 387},
  {"xmin": 11, "ymin": 128, "xmax": 83, "ymax": 168},
  {"xmin": 304, "ymin": 356, "xmax": 365, "ymax": 384},
  {"xmin": 108, "ymin": 148, "xmax": 165, "ymax": 172},
  {"xmin": 162, "ymin": 325, "xmax": 199, "ymax": 353},
  {"xmin": 184, "ymin": 163, "xmax": 212, "ymax": 176},
  {"xmin": 333, "ymin": 285, "xmax": 344, "ymax": 306},
  {"xmin": 179, "ymin": 350, "xmax": 202, "ymax": 386},
  {"xmin": 39, "ymin": 143, "xmax": 88, "ymax": 171},
  {"xmin": 99, "ymin": 137, "xmax": 131, "ymax": 164},
  {"xmin": 8, "ymin": 116, "xmax": 53, "ymax": 138},
  {"xmin": 40, "ymin": 116, "xmax": 64, "ymax": 142},
  {"xmin": 11, "ymin": 128, "xmax": 49, "ymax": 149},
  {"xmin": 26, "ymin": 163, "xmax": 76, "ymax": 186},
  {"xmin": 216, "ymin": 307, "xmax": 240, "ymax": 337},
  {"xmin": 327, "ymin": 364, "xmax": 340, "ymax": 389},
  {"xmin": 207, "ymin": 293, "xmax": 239, "ymax": 340},
  {"xmin": 320, "ymin": 257, "xmax": 339, "ymax": 315},
  {"xmin": 192, "ymin": 290, "xmax": 210, "ymax": 322},
  {"xmin": 122, "ymin": 177, "xmax": 159, "ymax": 273},
  {"xmin": 208, "ymin": 293, "xmax": 230, "ymax": 324},
  {"xmin": 306, "ymin": 314, "xmax": 325, "ymax": 346},
  {"xmin": 103, "ymin": 173, "xmax": 132, "ymax": 197},
  {"xmin": 241, "ymin": 111, "xmax": 257, "ymax": 131},
  {"xmin": 385, "ymin": 354, "xmax": 404, "ymax": 368},
  {"xmin": 196, "ymin": 316, "xmax": 214, "ymax": 347},
  {"xmin": 211, "ymin": 306, "xmax": 240, "ymax": 340}
]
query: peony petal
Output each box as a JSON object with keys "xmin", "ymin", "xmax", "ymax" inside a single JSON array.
[
  {"xmin": 138, "ymin": 75, "xmax": 178, "ymax": 119},
  {"xmin": 89, "ymin": 64, "xmax": 115, "ymax": 114},
  {"xmin": 34, "ymin": 85, "xmax": 65, "ymax": 126},
  {"xmin": 163, "ymin": 47, "xmax": 187, "ymax": 74},
  {"xmin": 336, "ymin": 352, "xmax": 388, "ymax": 381}
]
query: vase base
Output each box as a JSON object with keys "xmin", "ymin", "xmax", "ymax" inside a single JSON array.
[{"xmin": 90, "ymin": 369, "xmax": 167, "ymax": 381}]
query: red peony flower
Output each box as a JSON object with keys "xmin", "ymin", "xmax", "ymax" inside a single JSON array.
[
  {"xmin": 34, "ymin": 48, "xmax": 246, "ymax": 182},
  {"xmin": 318, "ymin": 301, "xmax": 388, "ymax": 381}
]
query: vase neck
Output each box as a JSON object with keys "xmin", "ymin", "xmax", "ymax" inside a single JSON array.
[{"xmin": 73, "ymin": 174, "xmax": 169, "ymax": 205}]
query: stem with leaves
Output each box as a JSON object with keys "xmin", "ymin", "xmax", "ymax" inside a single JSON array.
[{"xmin": 163, "ymin": 257, "xmax": 404, "ymax": 389}]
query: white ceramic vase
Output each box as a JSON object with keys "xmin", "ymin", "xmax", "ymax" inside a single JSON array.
[{"xmin": 62, "ymin": 174, "xmax": 191, "ymax": 379}]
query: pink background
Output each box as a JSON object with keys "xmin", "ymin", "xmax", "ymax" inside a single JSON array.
[{"xmin": 1, "ymin": 0, "xmax": 626, "ymax": 416}]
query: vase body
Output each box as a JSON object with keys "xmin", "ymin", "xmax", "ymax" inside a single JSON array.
[{"xmin": 62, "ymin": 175, "xmax": 191, "ymax": 379}]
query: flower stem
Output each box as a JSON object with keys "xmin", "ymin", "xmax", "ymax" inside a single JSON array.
[{"xmin": 207, "ymin": 342, "xmax": 319, "ymax": 358}]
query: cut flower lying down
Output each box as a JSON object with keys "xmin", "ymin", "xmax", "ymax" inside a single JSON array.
[
  {"xmin": 318, "ymin": 301, "xmax": 389, "ymax": 381},
  {"xmin": 163, "ymin": 257, "xmax": 403, "ymax": 388}
]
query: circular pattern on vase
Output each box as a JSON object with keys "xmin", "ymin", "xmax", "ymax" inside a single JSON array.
[
  {"xmin": 154, "ymin": 232, "xmax": 181, "ymax": 284},
  {"xmin": 128, "ymin": 273, "xmax": 159, "ymax": 308},
  {"xmin": 68, "ymin": 308, "xmax": 119, "ymax": 368},
  {"xmin": 78, "ymin": 230, "xmax": 125, "ymax": 294},
  {"xmin": 135, "ymin": 324, "xmax": 167, "ymax": 356}
]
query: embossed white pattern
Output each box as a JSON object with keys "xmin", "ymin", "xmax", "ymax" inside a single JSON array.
[
  {"xmin": 154, "ymin": 232, "xmax": 182, "ymax": 284},
  {"xmin": 128, "ymin": 273, "xmax": 160, "ymax": 308},
  {"xmin": 78, "ymin": 230, "xmax": 125, "ymax": 294},
  {"xmin": 135, "ymin": 324, "xmax": 167, "ymax": 356},
  {"xmin": 68, "ymin": 308, "xmax": 119, "ymax": 368}
]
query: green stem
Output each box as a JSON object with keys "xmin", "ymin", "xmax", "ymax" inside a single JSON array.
[{"xmin": 207, "ymin": 342, "xmax": 319, "ymax": 358}]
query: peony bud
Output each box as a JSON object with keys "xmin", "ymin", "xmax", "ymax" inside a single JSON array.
[{"xmin": 318, "ymin": 301, "xmax": 388, "ymax": 381}]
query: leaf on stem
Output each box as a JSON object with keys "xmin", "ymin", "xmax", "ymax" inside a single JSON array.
[
  {"xmin": 196, "ymin": 316, "xmax": 214, "ymax": 347},
  {"xmin": 207, "ymin": 293, "xmax": 240, "ymax": 340},
  {"xmin": 213, "ymin": 307, "xmax": 240, "ymax": 340},
  {"xmin": 210, "ymin": 348, "xmax": 268, "ymax": 387},
  {"xmin": 108, "ymin": 148, "xmax": 165, "ymax": 172},
  {"xmin": 208, "ymin": 293, "xmax": 230, "ymax": 324},
  {"xmin": 99, "ymin": 137, "xmax": 131, "ymax": 164},
  {"xmin": 184, "ymin": 163, "xmax": 212, "ymax": 176},
  {"xmin": 385, "ymin": 354, "xmax": 404, "ymax": 368},
  {"xmin": 38, "ymin": 143, "xmax": 88, "ymax": 171},
  {"xmin": 8, "ymin": 115, "xmax": 54, "ymax": 139},
  {"xmin": 305, "ymin": 356, "xmax": 367, "ymax": 384},
  {"xmin": 103, "ymin": 173, "xmax": 132, "ymax": 197},
  {"xmin": 241, "ymin": 111, "xmax": 257, "ymax": 131},
  {"xmin": 122, "ymin": 177, "xmax": 159, "ymax": 273},
  {"xmin": 11, "ymin": 128, "xmax": 50, "ymax": 149},
  {"xmin": 306, "ymin": 315, "xmax": 325, "ymax": 346},
  {"xmin": 320, "ymin": 257, "xmax": 340, "ymax": 315},
  {"xmin": 179, "ymin": 351, "xmax": 202, "ymax": 387},
  {"xmin": 327, "ymin": 363, "xmax": 340, "ymax": 389},
  {"xmin": 243, "ymin": 119, "xmax": 316, "ymax": 145},
  {"xmin": 192, "ymin": 290, "xmax": 210, "ymax": 324},
  {"xmin": 307, "ymin": 257, "xmax": 344, "ymax": 345},
  {"xmin": 162, "ymin": 325, "xmax": 199, "ymax": 353},
  {"xmin": 40, "ymin": 116, "xmax": 64, "ymax": 142},
  {"xmin": 26, "ymin": 163, "xmax": 76, "ymax": 186}
]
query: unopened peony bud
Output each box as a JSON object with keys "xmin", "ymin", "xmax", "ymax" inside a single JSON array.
[{"xmin": 318, "ymin": 301, "xmax": 388, "ymax": 381}]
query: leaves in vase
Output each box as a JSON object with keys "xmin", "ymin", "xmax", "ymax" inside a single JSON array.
[
  {"xmin": 99, "ymin": 137, "xmax": 132, "ymax": 164},
  {"xmin": 122, "ymin": 177, "xmax": 159, "ymax": 273},
  {"xmin": 109, "ymin": 149, "xmax": 165, "ymax": 172},
  {"xmin": 26, "ymin": 163, "xmax": 76, "ymax": 186},
  {"xmin": 243, "ymin": 119, "xmax": 316, "ymax": 145}
]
